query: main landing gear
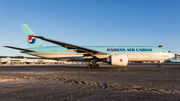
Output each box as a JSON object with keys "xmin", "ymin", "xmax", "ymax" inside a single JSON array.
[
  {"xmin": 87, "ymin": 58, "xmax": 99, "ymax": 68},
  {"xmin": 87, "ymin": 64, "xmax": 99, "ymax": 68},
  {"xmin": 157, "ymin": 61, "xmax": 161, "ymax": 67}
]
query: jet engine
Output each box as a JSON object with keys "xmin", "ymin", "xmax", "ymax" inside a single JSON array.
[{"xmin": 106, "ymin": 54, "xmax": 128, "ymax": 66}]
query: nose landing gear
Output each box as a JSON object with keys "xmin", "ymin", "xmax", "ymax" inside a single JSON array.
[
  {"xmin": 158, "ymin": 64, "xmax": 161, "ymax": 67},
  {"xmin": 157, "ymin": 61, "xmax": 161, "ymax": 67}
]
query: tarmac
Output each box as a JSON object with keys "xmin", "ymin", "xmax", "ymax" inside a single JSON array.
[{"xmin": 0, "ymin": 63, "xmax": 180, "ymax": 101}]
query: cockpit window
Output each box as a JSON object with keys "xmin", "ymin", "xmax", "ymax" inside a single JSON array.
[{"xmin": 168, "ymin": 51, "xmax": 171, "ymax": 53}]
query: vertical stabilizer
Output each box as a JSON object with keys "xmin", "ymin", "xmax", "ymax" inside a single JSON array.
[{"xmin": 21, "ymin": 24, "xmax": 47, "ymax": 48}]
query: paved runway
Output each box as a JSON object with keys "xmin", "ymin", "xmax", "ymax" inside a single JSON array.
[{"xmin": 0, "ymin": 63, "xmax": 180, "ymax": 101}]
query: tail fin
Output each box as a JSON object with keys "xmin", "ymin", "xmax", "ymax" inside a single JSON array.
[{"xmin": 21, "ymin": 24, "xmax": 47, "ymax": 48}]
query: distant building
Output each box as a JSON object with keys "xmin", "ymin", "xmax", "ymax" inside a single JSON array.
[
  {"xmin": 175, "ymin": 54, "xmax": 180, "ymax": 60},
  {"xmin": 0, "ymin": 56, "xmax": 91, "ymax": 65}
]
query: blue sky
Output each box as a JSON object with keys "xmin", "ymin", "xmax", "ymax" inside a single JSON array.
[{"xmin": 0, "ymin": 0, "xmax": 180, "ymax": 57}]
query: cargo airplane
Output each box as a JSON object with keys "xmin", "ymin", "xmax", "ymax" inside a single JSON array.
[{"xmin": 3, "ymin": 24, "xmax": 174, "ymax": 68}]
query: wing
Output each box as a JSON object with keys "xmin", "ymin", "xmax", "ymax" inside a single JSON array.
[
  {"xmin": 3, "ymin": 46, "xmax": 38, "ymax": 52},
  {"xmin": 31, "ymin": 36, "xmax": 107, "ymax": 55}
]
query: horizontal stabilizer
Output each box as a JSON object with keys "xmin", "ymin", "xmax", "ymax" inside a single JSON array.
[{"xmin": 3, "ymin": 46, "xmax": 38, "ymax": 52}]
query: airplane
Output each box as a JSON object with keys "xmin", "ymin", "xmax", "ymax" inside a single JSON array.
[{"xmin": 3, "ymin": 24, "xmax": 174, "ymax": 68}]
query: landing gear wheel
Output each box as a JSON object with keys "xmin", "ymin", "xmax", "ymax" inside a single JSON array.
[
  {"xmin": 95, "ymin": 64, "xmax": 99, "ymax": 68},
  {"xmin": 91, "ymin": 64, "xmax": 96, "ymax": 68},
  {"xmin": 87, "ymin": 64, "xmax": 99, "ymax": 68},
  {"xmin": 90, "ymin": 64, "xmax": 93, "ymax": 68},
  {"xmin": 87, "ymin": 64, "xmax": 91, "ymax": 68},
  {"xmin": 158, "ymin": 64, "xmax": 161, "ymax": 67},
  {"xmin": 157, "ymin": 61, "xmax": 161, "ymax": 67}
]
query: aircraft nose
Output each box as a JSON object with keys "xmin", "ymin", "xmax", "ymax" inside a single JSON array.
[{"xmin": 168, "ymin": 53, "xmax": 174, "ymax": 58}]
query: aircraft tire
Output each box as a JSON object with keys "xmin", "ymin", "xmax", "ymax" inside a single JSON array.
[
  {"xmin": 158, "ymin": 64, "xmax": 161, "ymax": 67},
  {"xmin": 87, "ymin": 64, "xmax": 91, "ymax": 68},
  {"xmin": 91, "ymin": 64, "xmax": 95, "ymax": 68},
  {"xmin": 95, "ymin": 64, "xmax": 99, "ymax": 68},
  {"xmin": 87, "ymin": 64, "xmax": 99, "ymax": 68}
]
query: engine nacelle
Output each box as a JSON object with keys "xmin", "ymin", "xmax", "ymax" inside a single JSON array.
[{"xmin": 106, "ymin": 54, "xmax": 128, "ymax": 66}]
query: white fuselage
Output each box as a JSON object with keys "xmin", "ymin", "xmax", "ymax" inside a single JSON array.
[{"xmin": 28, "ymin": 52, "xmax": 174, "ymax": 62}]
